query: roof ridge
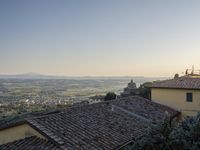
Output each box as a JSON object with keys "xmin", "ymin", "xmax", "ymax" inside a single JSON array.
[{"xmin": 111, "ymin": 104, "xmax": 151, "ymax": 123}]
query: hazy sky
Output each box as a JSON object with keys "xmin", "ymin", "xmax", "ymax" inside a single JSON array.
[{"xmin": 1, "ymin": 0, "xmax": 200, "ymax": 77}]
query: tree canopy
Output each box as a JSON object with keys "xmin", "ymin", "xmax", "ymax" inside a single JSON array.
[
  {"xmin": 104, "ymin": 92, "xmax": 116, "ymax": 101},
  {"xmin": 138, "ymin": 82, "xmax": 152, "ymax": 99}
]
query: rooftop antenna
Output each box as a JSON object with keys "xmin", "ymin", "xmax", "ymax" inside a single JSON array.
[
  {"xmin": 192, "ymin": 65, "xmax": 194, "ymax": 75},
  {"xmin": 185, "ymin": 69, "xmax": 188, "ymax": 75}
]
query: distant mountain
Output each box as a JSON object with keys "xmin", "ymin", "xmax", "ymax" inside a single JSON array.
[
  {"xmin": 0, "ymin": 72, "xmax": 76, "ymax": 79},
  {"xmin": 23, "ymin": 72, "xmax": 43, "ymax": 76},
  {"xmin": 0, "ymin": 73, "xmax": 168, "ymax": 80},
  {"xmin": 0, "ymin": 72, "xmax": 50, "ymax": 79}
]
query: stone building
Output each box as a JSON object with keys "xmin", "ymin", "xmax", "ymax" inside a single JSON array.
[{"xmin": 121, "ymin": 80, "xmax": 138, "ymax": 97}]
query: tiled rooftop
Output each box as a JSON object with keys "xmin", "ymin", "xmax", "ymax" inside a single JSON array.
[
  {"xmin": 150, "ymin": 76, "xmax": 200, "ymax": 90},
  {"xmin": 111, "ymin": 96, "xmax": 177, "ymax": 123},
  {"xmin": 25, "ymin": 96, "xmax": 178, "ymax": 150},
  {"xmin": 0, "ymin": 136, "xmax": 60, "ymax": 150}
]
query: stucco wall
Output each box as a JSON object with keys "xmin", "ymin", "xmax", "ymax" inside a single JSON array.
[
  {"xmin": 0, "ymin": 123, "xmax": 45, "ymax": 145},
  {"xmin": 151, "ymin": 88, "xmax": 200, "ymax": 116}
]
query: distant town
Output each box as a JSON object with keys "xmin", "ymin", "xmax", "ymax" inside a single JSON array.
[{"xmin": 0, "ymin": 76, "xmax": 165, "ymax": 120}]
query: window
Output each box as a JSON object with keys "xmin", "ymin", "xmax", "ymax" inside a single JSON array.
[{"xmin": 186, "ymin": 93, "xmax": 193, "ymax": 102}]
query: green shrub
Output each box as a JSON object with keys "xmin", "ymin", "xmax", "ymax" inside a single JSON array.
[
  {"xmin": 128, "ymin": 113, "xmax": 200, "ymax": 150},
  {"xmin": 104, "ymin": 92, "xmax": 116, "ymax": 101}
]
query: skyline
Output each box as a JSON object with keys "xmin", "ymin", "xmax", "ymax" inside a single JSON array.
[{"xmin": 1, "ymin": 0, "xmax": 200, "ymax": 77}]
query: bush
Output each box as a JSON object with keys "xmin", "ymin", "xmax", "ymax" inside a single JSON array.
[
  {"xmin": 129, "ymin": 113, "xmax": 200, "ymax": 150},
  {"xmin": 169, "ymin": 113, "xmax": 200, "ymax": 149},
  {"xmin": 138, "ymin": 82, "xmax": 152, "ymax": 99},
  {"xmin": 131, "ymin": 117, "xmax": 173, "ymax": 150},
  {"xmin": 104, "ymin": 92, "xmax": 116, "ymax": 101}
]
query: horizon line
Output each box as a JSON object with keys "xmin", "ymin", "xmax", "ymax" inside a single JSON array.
[{"xmin": 0, "ymin": 72, "xmax": 171, "ymax": 78}]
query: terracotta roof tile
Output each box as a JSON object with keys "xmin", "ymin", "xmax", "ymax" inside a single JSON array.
[
  {"xmin": 25, "ymin": 96, "xmax": 178, "ymax": 149},
  {"xmin": 151, "ymin": 76, "xmax": 200, "ymax": 90},
  {"xmin": 0, "ymin": 136, "xmax": 61, "ymax": 150}
]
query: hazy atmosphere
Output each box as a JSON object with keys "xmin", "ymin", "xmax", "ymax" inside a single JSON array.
[
  {"xmin": 1, "ymin": 0, "xmax": 200, "ymax": 77},
  {"xmin": 1, "ymin": 1, "xmax": 200, "ymax": 149}
]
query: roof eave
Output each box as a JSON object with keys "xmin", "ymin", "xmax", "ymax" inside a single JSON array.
[{"xmin": 26, "ymin": 120, "xmax": 63, "ymax": 149}]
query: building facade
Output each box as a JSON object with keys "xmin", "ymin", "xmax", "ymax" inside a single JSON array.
[{"xmin": 151, "ymin": 75, "xmax": 200, "ymax": 116}]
